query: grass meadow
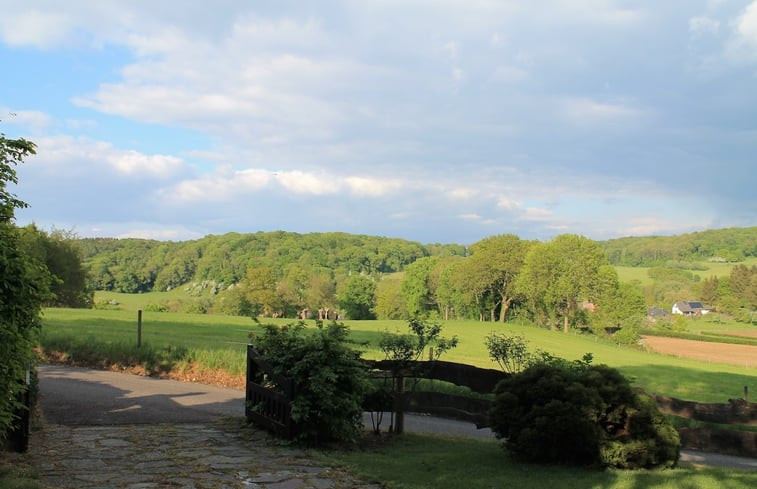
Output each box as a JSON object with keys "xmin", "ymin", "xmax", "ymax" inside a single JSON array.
[
  {"xmin": 40, "ymin": 306, "xmax": 756, "ymax": 403},
  {"xmin": 615, "ymin": 257, "xmax": 757, "ymax": 286}
]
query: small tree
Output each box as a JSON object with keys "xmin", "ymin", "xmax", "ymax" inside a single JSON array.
[
  {"xmin": 484, "ymin": 333, "xmax": 533, "ymax": 374},
  {"xmin": 250, "ymin": 321, "xmax": 371, "ymax": 445},
  {"xmin": 372, "ymin": 319, "xmax": 458, "ymax": 433}
]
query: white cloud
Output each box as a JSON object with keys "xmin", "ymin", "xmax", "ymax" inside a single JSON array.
[
  {"xmin": 31, "ymin": 136, "xmax": 184, "ymax": 178},
  {"xmin": 560, "ymin": 97, "xmax": 644, "ymax": 124},
  {"xmin": 0, "ymin": 108, "xmax": 52, "ymax": 131},
  {"xmin": 689, "ymin": 16, "xmax": 720, "ymax": 35},
  {"xmin": 496, "ymin": 196, "xmax": 521, "ymax": 211},
  {"xmin": 726, "ymin": 1, "xmax": 757, "ymax": 63},
  {"xmin": 0, "ymin": 10, "xmax": 72, "ymax": 48},
  {"xmin": 735, "ymin": 1, "xmax": 757, "ymax": 45},
  {"xmin": 344, "ymin": 176, "xmax": 402, "ymax": 197},
  {"xmin": 107, "ymin": 150, "xmax": 183, "ymax": 177},
  {"xmin": 521, "ymin": 207, "xmax": 554, "ymax": 221}
]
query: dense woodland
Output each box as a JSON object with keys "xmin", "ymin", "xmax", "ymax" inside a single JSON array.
[
  {"xmin": 599, "ymin": 227, "xmax": 757, "ymax": 265},
  {"xmin": 19, "ymin": 226, "xmax": 757, "ymax": 329}
]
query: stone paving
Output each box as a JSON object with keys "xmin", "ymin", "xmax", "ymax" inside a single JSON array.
[{"xmin": 28, "ymin": 421, "xmax": 381, "ymax": 489}]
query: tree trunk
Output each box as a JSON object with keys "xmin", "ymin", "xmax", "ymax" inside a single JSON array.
[{"xmin": 499, "ymin": 296, "xmax": 511, "ymax": 323}]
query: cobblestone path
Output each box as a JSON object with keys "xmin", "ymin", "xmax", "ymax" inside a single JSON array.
[{"xmin": 28, "ymin": 421, "xmax": 380, "ymax": 489}]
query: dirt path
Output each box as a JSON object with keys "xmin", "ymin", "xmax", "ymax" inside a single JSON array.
[{"xmin": 641, "ymin": 336, "xmax": 757, "ymax": 368}]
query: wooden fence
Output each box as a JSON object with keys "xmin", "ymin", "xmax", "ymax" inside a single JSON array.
[
  {"xmin": 245, "ymin": 348, "xmax": 755, "ymax": 456},
  {"xmin": 363, "ymin": 359, "xmax": 505, "ymax": 433},
  {"xmin": 245, "ymin": 345, "xmax": 296, "ymax": 438}
]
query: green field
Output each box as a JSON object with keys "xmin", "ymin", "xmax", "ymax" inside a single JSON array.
[
  {"xmin": 40, "ymin": 307, "xmax": 756, "ymax": 403},
  {"xmin": 615, "ymin": 257, "xmax": 757, "ymax": 286}
]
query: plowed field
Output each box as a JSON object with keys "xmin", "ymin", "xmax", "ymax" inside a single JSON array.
[{"xmin": 641, "ymin": 336, "xmax": 757, "ymax": 368}]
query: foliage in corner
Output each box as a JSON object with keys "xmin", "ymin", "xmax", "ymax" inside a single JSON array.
[
  {"xmin": 250, "ymin": 320, "xmax": 371, "ymax": 445},
  {"xmin": 1, "ymin": 133, "xmax": 50, "ymax": 441},
  {"xmin": 488, "ymin": 361, "xmax": 680, "ymax": 469}
]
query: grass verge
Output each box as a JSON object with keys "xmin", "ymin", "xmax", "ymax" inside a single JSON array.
[
  {"xmin": 315, "ymin": 432, "xmax": 757, "ymax": 489},
  {"xmin": 0, "ymin": 451, "xmax": 41, "ymax": 489}
]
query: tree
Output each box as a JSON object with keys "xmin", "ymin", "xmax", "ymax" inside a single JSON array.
[
  {"xmin": 374, "ymin": 275, "xmax": 407, "ymax": 319},
  {"xmin": 699, "ymin": 275, "xmax": 719, "ymax": 305},
  {"xmin": 1, "ymin": 133, "xmax": 50, "ymax": 440},
  {"xmin": 338, "ymin": 274, "xmax": 377, "ymax": 319},
  {"xmin": 518, "ymin": 234, "xmax": 608, "ymax": 332},
  {"xmin": 243, "ymin": 266, "xmax": 283, "ymax": 317},
  {"xmin": 462, "ymin": 234, "xmax": 530, "ymax": 322},
  {"xmin": 401, "ymin": 256, "xmax": 439, "ymax": 318},
  {"xmin": 17, "ymin": 225, "xmax": 93, "ymax": 308}
]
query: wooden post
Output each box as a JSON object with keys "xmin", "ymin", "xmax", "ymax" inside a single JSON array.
[
  {"xmin": 394, "ymin": 375, "xmax": 404, "ymax": 434},
  {"xmin": 745, "ymin": 385, "xmax": 749, "ymax": 402},
  {"xmin": 137, "ymin": 309, "xmax": 142, "ymax": 347}
]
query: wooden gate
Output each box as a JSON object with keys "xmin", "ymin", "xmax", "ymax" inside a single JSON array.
[{"xmin": 245, "ymin": 345, "xmax": 296, "ymax": 438}]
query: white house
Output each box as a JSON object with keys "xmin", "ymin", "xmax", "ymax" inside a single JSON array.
[{"xmin": 672, "ymin": 301, "xmax": 710, "ymax": 316}]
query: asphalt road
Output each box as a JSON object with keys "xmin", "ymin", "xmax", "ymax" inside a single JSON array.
[{"xmin": 37, "ymin": 364, "xmax": 757, "ymax": 470}]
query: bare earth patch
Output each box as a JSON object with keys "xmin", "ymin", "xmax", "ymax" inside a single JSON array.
[
  {"xmin": 722, "ymin": 330, "xmax": 757, "ymax": 339},
  {"xmin": 641, "ymin": 336, "xmax": 757, "ymax": 368}
]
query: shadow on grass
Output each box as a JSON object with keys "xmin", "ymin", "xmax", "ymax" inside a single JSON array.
[
  {"xmin": 619, "ymin": 364, "xmax": 755, "ymax": 403},
  {"xmin": 322, "ymin": 432, "xmax": 757, "ymax": 489}
]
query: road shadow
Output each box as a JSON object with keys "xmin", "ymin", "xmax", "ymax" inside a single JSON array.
[{"xmin": 37, "ymin": 364, "xmax": 244, "ymax": 425}]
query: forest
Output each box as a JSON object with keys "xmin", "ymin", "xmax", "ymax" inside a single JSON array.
[
  {"xmin": 598, "ymin": 226, "xmax": 757, "ymax": 265},
  {"xmin": 19, "ymin": 225, "xmax": 757, "ymax": 330}
]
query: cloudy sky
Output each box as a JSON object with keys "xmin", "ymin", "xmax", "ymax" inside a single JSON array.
[{"xmin": 1, "ymin": 1, "xmax": 756, "ymax": 244}]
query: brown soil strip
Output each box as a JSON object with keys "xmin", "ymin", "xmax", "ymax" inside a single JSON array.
[{"xmin": 641, "ymin": 336, "xmax": 757, "ymax": 368}]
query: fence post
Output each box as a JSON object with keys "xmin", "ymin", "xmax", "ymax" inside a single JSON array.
[
  {"xmin": 394, "ymin": 375, "xmax": 404, "ymax": 434},
  {"xmin": 745, "ymin": 385, "xmax": 749, "ymax": 402},
  {"xmin": 137, "ymin": 309, "xmax": 142, "ymax": 347}
]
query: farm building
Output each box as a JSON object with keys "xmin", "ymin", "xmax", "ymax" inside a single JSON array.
[{"xmin": 672, "ymin": 301, "xmax": 711, "ymax": 316}]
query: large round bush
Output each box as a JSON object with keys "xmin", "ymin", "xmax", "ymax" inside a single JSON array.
[{"xmin": 488, "ymin": 362, "xmax": 680, "ymax": 468}]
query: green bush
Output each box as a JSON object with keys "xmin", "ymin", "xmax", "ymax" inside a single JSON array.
[
  {"xmin": 488, "ymin": 362, "xmax": 680, "ymax": 468},
  {"xmin": 143, "ymin": 303, "xmax": 168, "ymax": 312},
  {"xmin": 612, "ymin": 326, "xmax": 640, "ymax": 345},
  {"xmin": 250, "ymin": 321, "xmax": 371, "ymax": 445},
  {"xmin": 1, "ymin": 134, "xmax": 49, "ymax": 441}
]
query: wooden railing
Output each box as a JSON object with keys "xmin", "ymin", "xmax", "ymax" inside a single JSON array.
[
  {"xmin": 245, "ymin": 345, "xmax": 296, "ymax": 438},
  {"xmin": 363, "ymin": 359, "xmax": 506, "ymax": 433}
]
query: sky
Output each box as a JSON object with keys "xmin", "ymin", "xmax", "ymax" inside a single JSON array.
[{"xmin": 1, "ymin": 1, "xmax": 756, "ymax": 245}]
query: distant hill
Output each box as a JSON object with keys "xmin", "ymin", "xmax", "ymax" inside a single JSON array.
[
  {"xmin": 596, "ymin": 227, "xmax": 757, "ymax": 266},
  {"xmin": 77, "ymin": 231, "xmax": 466, "ymax": 293},
  {"xmin": 76, "ymin": 227, "xmax": 757, "ymax": 293}
]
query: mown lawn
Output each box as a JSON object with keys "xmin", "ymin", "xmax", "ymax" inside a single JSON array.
[
  {"xmin": 316, "ymin": 433, "xmax": 757, "ymax": 489},
  {"xmin": 40, "ymin": 308, "xmax": 756, "ymax": 402}
]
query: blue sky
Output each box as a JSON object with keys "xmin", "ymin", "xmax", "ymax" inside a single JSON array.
[{"xmin": 1, "ymin": 0, "xmax": 756, "ymax": 244}]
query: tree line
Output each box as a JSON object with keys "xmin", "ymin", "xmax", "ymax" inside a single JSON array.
[{"xmin": 599, "ymin": 227, "xmax": 757, "ymax": 266}]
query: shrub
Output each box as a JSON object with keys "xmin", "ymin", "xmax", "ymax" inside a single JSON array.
[
  {"xmin": 143, "ymin": 303, "xmax": 168, "ymax": 312},
  {"xmin": 250, "ymin": 321, "xmax": 371, "ymax": 445},
  {"xmin": 485, "ymin": 333, "xmax": 533, "ymax": 374},
  {"xmin": 488, "ymin": 362, "xmax": 680, "ymax": 468},
  {"xmin": 612, "ymin": 326, "xmax": 640, "ymax": 345}
]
